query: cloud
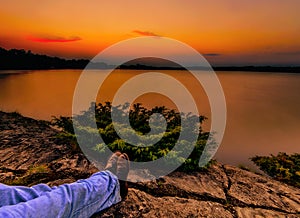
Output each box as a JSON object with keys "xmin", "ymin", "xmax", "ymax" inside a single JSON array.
[
  {"xmin": 203, "ymin": 53, "xmax": 222, "ymax": 57},
  {"xmin": 27, "ymin": 35, "xmax": 82, "ymax": 43},
  {"xmin": 132, "ymin": 30, "xmax": 160, "ymax": 37}
]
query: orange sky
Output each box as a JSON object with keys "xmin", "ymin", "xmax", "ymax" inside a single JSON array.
[{"xmin": 1, "ymin": 0, "xmax": 300, "ymax": 65}]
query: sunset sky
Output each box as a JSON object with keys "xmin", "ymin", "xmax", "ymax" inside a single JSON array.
[{"xmin": 1, "ymin": 0, "xmax": 300, "ymax": 66}]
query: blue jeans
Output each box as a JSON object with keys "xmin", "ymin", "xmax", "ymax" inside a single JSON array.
[{"xmin": 0, "ymin": 170, "xmax": 121, "ymax": 218}]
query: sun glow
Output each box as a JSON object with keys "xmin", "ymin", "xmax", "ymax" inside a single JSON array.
[{"xmin": 0, "ymin": 0, "xmax": 299, "ymax": 65}]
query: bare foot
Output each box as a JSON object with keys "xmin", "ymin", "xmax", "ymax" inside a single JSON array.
[{"xmin": 104, "ymin": 151, "xmax": 122, "ymax": 174}]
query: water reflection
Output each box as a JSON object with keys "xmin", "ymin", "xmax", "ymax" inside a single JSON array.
[{"xmin": 0, "ymin": 69, "xmax": 299, "ymax": 168}]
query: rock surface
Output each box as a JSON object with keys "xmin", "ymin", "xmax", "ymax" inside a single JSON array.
[
  {"xmin": 0, "ymin": 111, "xmax": 97, "ymax": 185},
  {"xmin": 0, "ymin": 111, "xmax": 299, "ymax": 217}
]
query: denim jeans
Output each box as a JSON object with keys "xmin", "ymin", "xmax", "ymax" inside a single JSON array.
[{"xmin": 0, "ymin": 170, "xmax": 121, "ymax": 218}]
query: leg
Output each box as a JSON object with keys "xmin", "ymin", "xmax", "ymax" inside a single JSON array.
[
  {"xmin": 0, "ymin": 152, "xmax": 123, "ymax": 207},
  {"xmin": 0, "ymin": 183, "xmax": 57, "ymax": 207},
  {"xmin": 0, "ymin": 170, "xmax": 121, "ymax": 218}
]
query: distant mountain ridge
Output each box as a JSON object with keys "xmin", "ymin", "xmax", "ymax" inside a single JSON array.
[
  {"xmin": 1, "ymin": 47, "xmax": 300, "ymax": 72},
  {"xmin": 0, "ymin": 47, "xmax": 89, "ymax": 70}
]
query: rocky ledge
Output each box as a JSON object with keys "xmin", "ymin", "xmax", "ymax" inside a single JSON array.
[{"xmin": 0, "ymin": 111, "xmax": 299, "ymax": 218}]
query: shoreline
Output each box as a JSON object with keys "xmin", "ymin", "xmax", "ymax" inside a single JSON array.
[
  {"xmin": 0, "ymin": 109, "xmax": 258, "ymax": 170},
  {"xmin": 1, "ymin": 67, "xmax": 300, "ymax": 73},
  {"xmin": 0, "ymin": 110, "xmax": 287, "ymax": 172}
]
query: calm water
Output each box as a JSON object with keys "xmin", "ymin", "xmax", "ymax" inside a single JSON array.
[{"xmin": 1, "ymin": 69, "xmax": 300, "ymax": 168}]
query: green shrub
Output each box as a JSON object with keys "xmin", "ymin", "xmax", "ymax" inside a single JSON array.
[
  {"xmin": 251, "ymin": 152, "xmax": 300, "ymax": 188},
  {"xmin": 52, "ymin": 102, "xmax": 210, "ymax": 172}
]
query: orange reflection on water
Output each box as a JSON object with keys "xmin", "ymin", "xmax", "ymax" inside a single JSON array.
[
  {"xmin": 1, "ymin": 69, "xmax": 300, "ymax": 168},
  {"xmin": 0, "ymin": 70, "xmax": 81, "ymax": 119}
]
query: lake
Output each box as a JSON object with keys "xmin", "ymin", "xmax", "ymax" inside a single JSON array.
[{"xmin": 1, "ymin": 69, "xmax": 299, "ymax": 168}]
